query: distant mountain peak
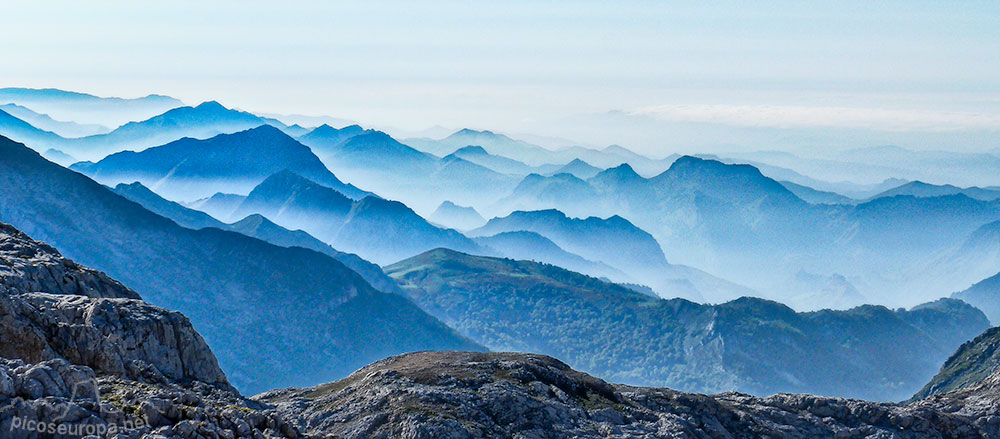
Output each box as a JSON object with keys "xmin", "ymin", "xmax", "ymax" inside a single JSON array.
[
  {"xmin": 508, "ymin": 208, "xmax": 568, "ymax": 221},
  {"xmin": 662, "ymin": 155, "xmax": 776, "ymax": 183},
  {"xmin": 455, "ymin": 145, "xmax": 489, "ymax": 155},
  {"xmin": 601, "ymin": 144, "xmax": 645, "ymax": 159},
  {"xmin": 667, "ymin": 155, "xmax": 713, "ymax": 169},
  {"xmin": 603, "ymin": 162, "xmax": 640, "ymax": 178},
  {"xmin": 115, "ymin": 180, "xmax": 152, "ymax": 192},
  {"xmin": 585, "ymin": 163, "xmax": 644, "ymax": 189},
  {"xmin": 310, "ymin": 123, "xmax": 364, "ymax": 135},
  {"xmin": 243, "ymin": 123, "xmax": 287, "ymax": 136},
  {"xmin": 194, "ymin": 100, "xmax": 227, "ymax": 111},
  {"xmin": 449, "ymin": 128, "xmax": 512, "ymax": 141},
  {"xmin": 310, "ymin": 123, "xmax": 338, "ymax": 134},
  {"xmin": 439, "ymin": 200, "xmax": 469, "ymax": 209},
  {"xmin": 351, "ymin": 130, "xmax": 394, "ymax": 143},
  {"xmin": 604, "ymin": 214, "xmax": 631, "ymax": 224},
  {"xmin": 454, "ymin": 128, "xmax": 491, "ymax": 136},
  {"xmin": 430, "ymin": 201, "xmax": 486, "ymax": 231},
  {"xmin": 239, "ymin": 212, "xmax": 268, "ymax": 222},
  {"xmin": 609, "ymin": 161, "xmax": 635, "ymax": 171}
]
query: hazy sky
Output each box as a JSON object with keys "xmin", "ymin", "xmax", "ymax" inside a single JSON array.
[{"xmin": 3, "ymin": 1, "xmax": 999, "ymax": 153}]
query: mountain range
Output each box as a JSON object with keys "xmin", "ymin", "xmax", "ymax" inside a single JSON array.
[
  {"xmin": 224, "ymin": 170, "xmax": 482, "ymax": 264},
  {"xmin": 448, "ymin": 145, "xmax": 544, "ymax": 175},
  {"xmin": 4, "ymin": 223, "xmax": 1000, "ymax": 438},
  {"xmin": 386, "ymin": 248, "xmax": 989, "ymax": 401},
  {"xmin": 185, "ymin": 192, "xmax": 247, "ymax": 220},
  {"xmin": 111, "ymin": 181, "xmax": 404, "ymax": 296},
  {"xmin": 0, "ymin": 100, "xmax": 307, "ymax": 161},
  {"xmin": 8, "ymin": 93, "xmax": 994, "ymax": 308},
  {"xmin": 0, "ymin": 87, "xmax": 183, "ymax": 127},
  {"xmin": 0, "ymin": 107, "xmax": 66, "ymax": 150},
  {"xmin": 779, "ymin": 180, "xmax": 857, "ymax": 204},
  {"xmin": 870, "ymin": 180, "xmax": 1000, "ymax": 202},
  {"xmin": 492, "ymin": 155, "xmax": 1000, "ymax": 306},
  {"xmin": 299, "ymin": 127, "xmax": 519, "ymax": 212},
  {"xmin": 0, "ymin": 135, "xmax": 481, "ymax": 394},
  {"xmin": 66, "ymin": 101, "xmax": 306, "ymax": 160},
  {"xmin": 73, "ymin": 125, "xmax": 370, "ymax": 201},
  {"xmin": 472, "ymin": 230, "xmax": 629, "ymax": 283},
  {"xmin": 469, "ymin": 208, "xmax": 753, "ymax": 302},
  {"xmin": 6, "ymin": 87, "xmax": 1000, "ymax": 437},
  {"xmin": 406, "ymin": 128, "xmax": 676, "ymax": 175},
  {"xmin": 0, "ymin": 102, "xmax": 110, "ymax": 137}
]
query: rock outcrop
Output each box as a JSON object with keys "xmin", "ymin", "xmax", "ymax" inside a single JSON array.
[
  {"xmin": 0, "ymin": 223, "xmax": 138, "ymax": 301},
  {"xmin": 260, "ymin": 351, "xmax": 1000, "ymax": 439},
  {"xmin": 0, "ymin": 223, "xmax": 226, "ymax": 386},
  {"xmin": 0, "ymin": 222, "xmax": 301, "ymax": 439}
]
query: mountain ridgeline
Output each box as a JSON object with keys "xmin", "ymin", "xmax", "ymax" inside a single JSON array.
[
  {"xmin": 73, "ymin": 125, "xmax": 370, "ymax": 201},
  {"xmin": 495, "ymin": 155, "xmax": 1000, "ymax": 307},
  {"xmin": 386, "ymin": 248, "xmax": 989, "ymax": 402},
  {"xmin": 299, "ymin": 127, "xmax": 521, "ymax": 212},
  {"xmin": 3, "ymin": 220, "xmax": 1000, "ymax": 438},
  {"xmin": 912, "ymin": 326, "xmax": 1000, "ymax": 401},
  {"xmin": 470, "ymin": 208, "xmax": 754, "ymax": 302},
  {"xmin": 0, "ymin": 87, "xmax": 183, "ymax": 127},
  {"xmin": 110, "ymin": 181, "xmax": 405, "ymax": 295},
  {"xmin": 0, "ymin": 135, "xmax": 482, "ymax": 394},
  {"xmin": 228, "ymin": 170, "xmax": 483, "ymax": 265},
  {"xmin": 0, "ymin": 99, "xmax": 309, "ymax": 160},
  {"xmin": 954, "ymin": 271, "xmax": 1000, "ymax": 325}
]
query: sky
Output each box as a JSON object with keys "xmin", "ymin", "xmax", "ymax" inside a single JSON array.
[{"xmin": 2, "ymin": 1, "xmax": 999, "ymax": 154}]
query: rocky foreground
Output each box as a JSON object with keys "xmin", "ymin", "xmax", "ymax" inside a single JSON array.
[
  {"xmin": 0, "ymin": 223, "xmax": 301, "ymax": 439},
  {"xmin": 259, "ymin": 351, "xmax": 999, "ymax": 439},
  {"xmin": 1, "ymin": 220, "xmax": 999, "ymax": 438}
]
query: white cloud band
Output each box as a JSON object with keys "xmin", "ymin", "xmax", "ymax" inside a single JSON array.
[{"xmin": 628, "ymin": 104, "xmax": 1000, "ymax": 132}]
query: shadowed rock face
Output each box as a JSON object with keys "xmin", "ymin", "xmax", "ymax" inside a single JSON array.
[{"xmin": 259, "ymin": 350, "xmax": 1000, "ymax": 439}]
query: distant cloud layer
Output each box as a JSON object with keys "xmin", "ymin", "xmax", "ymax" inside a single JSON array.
[{"xmin": 629, "ymin": 104, "xmax": 1000, "ymax": 132}]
